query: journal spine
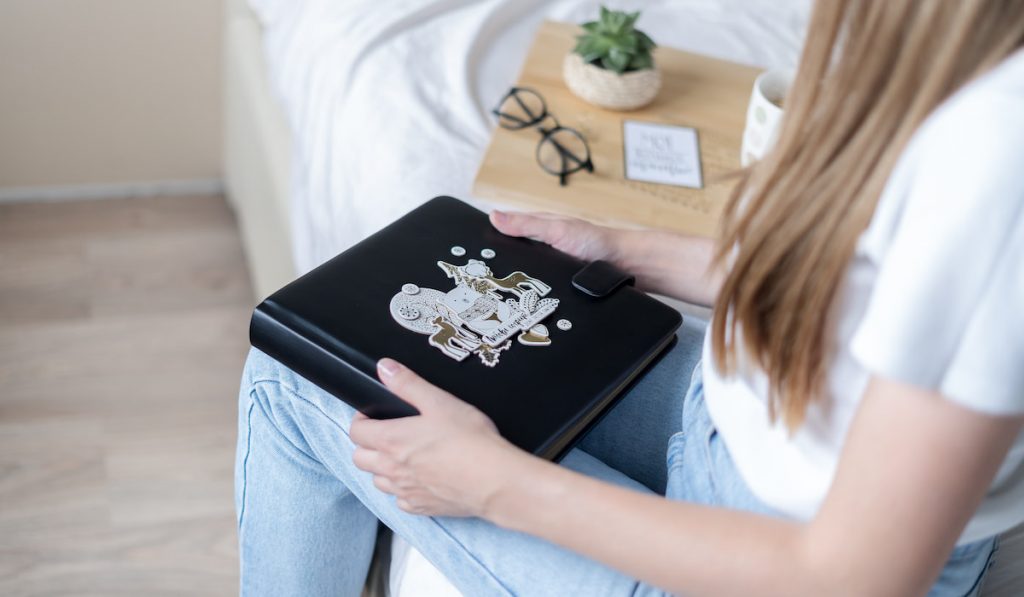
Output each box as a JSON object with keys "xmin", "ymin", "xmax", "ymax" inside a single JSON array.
[{"xmin": 249, "ymin": 305, "xmax": 418, "ymax": 419}]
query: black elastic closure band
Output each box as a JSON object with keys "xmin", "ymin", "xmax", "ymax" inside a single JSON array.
[{"xmin": 572, "ymin": 260, "xmax": 635, "ymax": 298}]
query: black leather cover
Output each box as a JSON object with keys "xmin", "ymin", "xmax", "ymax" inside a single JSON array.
[{"xmin": 250, "ymin": 196, "xmax": 682, "ymax": 461}]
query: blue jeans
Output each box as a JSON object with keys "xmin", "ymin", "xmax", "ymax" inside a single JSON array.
[{"xmin": 235, "ymin": 319, "xmax": 998, "ymax": 596}]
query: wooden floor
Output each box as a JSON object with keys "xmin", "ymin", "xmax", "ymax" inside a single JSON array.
[{"xmin": 0, "ymin": 195, "xmax": 253, "ymax": 595}]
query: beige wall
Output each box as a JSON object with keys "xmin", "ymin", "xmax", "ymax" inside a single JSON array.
[{"xmin": 0, "ymin": 0, "xmax": 223, "ymax": 189}]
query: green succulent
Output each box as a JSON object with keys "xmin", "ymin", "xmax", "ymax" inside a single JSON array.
[{"xmin": 573, "ymin": 6, "xmax": 657, "ymax": 74}]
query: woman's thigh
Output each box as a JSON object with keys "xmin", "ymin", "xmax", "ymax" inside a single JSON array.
[
  {"xmin": 576, "ymin": 316, "xmax": 707, "ymax": 494},
  {"xmin": 239, "ymin": 348, "xmax": 661, "ymax": 596}
]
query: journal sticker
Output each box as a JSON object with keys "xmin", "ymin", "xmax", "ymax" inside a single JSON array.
[{"xmin": 389, "ymin": 258, "xmax": 561, "ymax": 367}]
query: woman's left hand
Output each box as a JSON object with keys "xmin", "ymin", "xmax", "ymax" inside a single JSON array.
[{"xmin": 349, "ymin": 358, "xmax": 524, "ymax": 518}]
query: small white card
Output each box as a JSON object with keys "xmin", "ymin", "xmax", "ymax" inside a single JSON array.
[{"xmin": 623, "ymin": 120, "xmax": 703, "ymax": 188}]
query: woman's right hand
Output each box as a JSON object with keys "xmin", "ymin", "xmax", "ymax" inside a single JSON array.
[{"xmin": 489, "ymin": 210, "xmax": 625, "ymax": 265}]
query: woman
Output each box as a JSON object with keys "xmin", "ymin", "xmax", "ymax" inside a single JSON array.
[{"xmin": 236, "ymin": 2, "xmax": 1024, "ymax": 595}]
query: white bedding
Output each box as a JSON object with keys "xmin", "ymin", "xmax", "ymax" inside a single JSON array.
[
  {"xmin": 245, "ymin": 1, "xmax": 809, "ymax": 594},
  {"xmin": 246, "ymin": 0, "xmax": 809, "ymax": 274}
]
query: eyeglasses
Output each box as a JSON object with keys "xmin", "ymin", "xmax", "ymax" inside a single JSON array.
[{"xmin": 492, "ymin": 87, "xmax": 594, "ymax": 186}]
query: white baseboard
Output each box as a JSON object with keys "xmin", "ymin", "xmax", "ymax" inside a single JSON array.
[{"xmin": 0, "ymin": 178, "xmax": 225, "ymax": 204}]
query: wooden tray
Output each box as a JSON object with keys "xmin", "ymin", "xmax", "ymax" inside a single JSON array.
[{"xmin": 472, "ymin": 20, "xmax": 759, "ymax": 237}]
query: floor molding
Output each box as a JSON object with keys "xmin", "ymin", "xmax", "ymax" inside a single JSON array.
[{"xmin": 0, "ymin": 178, "xmax": 225, "ymax": 204}]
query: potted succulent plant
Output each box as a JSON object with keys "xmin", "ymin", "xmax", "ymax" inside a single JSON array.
[{"xmin": 564, "ymin": 6, "xmax": 660, "ymax": 111}]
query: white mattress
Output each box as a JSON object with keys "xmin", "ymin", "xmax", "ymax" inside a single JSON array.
[{"xmin": 245, "ymin": 0, "xmax": 810, "ymax": 274}]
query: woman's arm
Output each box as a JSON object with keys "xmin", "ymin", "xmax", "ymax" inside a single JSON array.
[
  {"xmin": 352, "ymin": 361, "xmax": 1023, "ymax": 597},
  {"xmin": 488, "ymin": 375, "xmax": 1021, "ymax": 596},
  {"xmin": 489, "ymin": 211, "xmax": 722, "ymax": 307},
  {"xmin": 616, "ymin": 228, "xmax": 721, "ymax": 306}
]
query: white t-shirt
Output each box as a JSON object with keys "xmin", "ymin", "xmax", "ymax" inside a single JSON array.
[{"xmin": 702, "ymin": 49, "xmax": 1024, "ymax": 545}]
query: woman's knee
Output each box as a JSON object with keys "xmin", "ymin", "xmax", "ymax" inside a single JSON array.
[
  {"xmin": 242, "ymin": 349, "xmax": 325, "ymax": 413},
  {"xmin": 241, "ymin": 348, "xmax": 359, "ymax": 443},
  {"xmin": 242, "ymin": 347, "xmax": 292, "ymax": 388}
]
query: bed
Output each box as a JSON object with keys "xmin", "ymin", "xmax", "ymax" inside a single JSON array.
[{"xmin": 222, "ymin": 0, "xmax": 1023, "ymax": 594}]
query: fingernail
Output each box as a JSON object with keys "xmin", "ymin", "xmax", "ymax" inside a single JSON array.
[
  {"xmin": 491, "ymin": 210, "xmax": 507, "ymax": 223},
  {"xmin": 377, "ymin": 358, "xmax": 401, "ymax": 380}
]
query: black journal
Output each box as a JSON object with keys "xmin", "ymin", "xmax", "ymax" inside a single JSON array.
[{"xmin": 250, "ymin": 196, "xmax": 682, "ymax": 460}]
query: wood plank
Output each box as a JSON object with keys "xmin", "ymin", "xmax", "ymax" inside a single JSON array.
[
  {"xmin": 0, "ymin": 195, "xmax": 237, "ymax": 246},
  {"xmin": 0, "ymin": 241, "xmax": 92, "ymax": 324}
]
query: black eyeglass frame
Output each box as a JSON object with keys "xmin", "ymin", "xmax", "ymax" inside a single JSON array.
[{"xmin": 492, "ymin": 87, "xmax": 594, "ymax": 186}]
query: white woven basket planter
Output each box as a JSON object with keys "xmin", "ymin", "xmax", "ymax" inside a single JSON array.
[{"xmin": 563, "ymin": 52, "xmax": 661, "ymax": 111}]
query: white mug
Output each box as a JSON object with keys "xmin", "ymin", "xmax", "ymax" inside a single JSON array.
[{"xmin": 741, "ymin": 69, "xmax": 793, "ymax": 166}]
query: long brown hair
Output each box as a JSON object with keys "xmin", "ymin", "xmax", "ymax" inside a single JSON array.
[{"xmin": 711, "ymin": 1, "xmax": 1024, "ymax": 430}]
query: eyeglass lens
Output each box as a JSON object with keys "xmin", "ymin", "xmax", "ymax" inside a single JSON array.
[
  {"xmin": 495, "ymin": 88, "xmax": 547, "ymax": 130},
  {"xmin": 493, "ymin": 87, "xmax": 593, "ymax": 185},
  {"xmin": 537, "ymin": 128, "xmax": 591, "ymax": 177}
]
